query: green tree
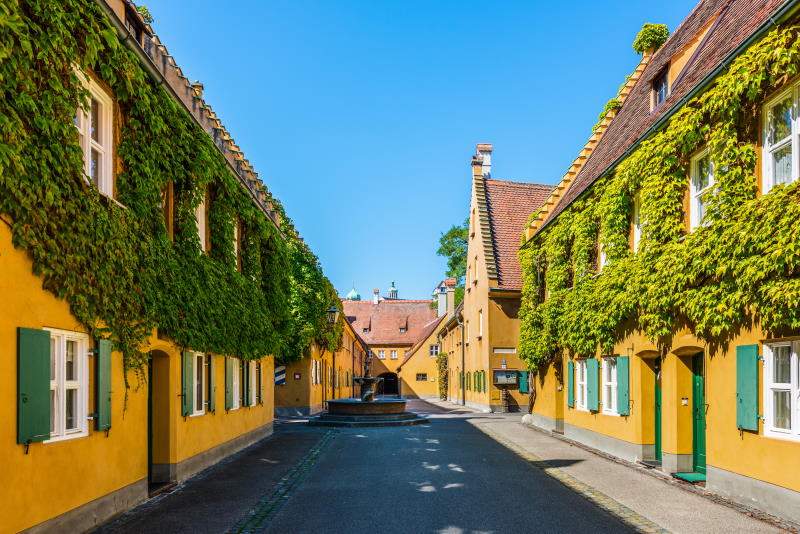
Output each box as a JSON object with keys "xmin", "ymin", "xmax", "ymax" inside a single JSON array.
[{"xmin": 437, "ymin": 218, "xmax": 468, "ymax": 306}]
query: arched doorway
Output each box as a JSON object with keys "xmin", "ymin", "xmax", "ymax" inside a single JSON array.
[
  {"xmin": 148, "ymin": 350, "xmax": 174, "ymax": 493},
  {"xmin": 378, "ymin": 372, "xmax": 399, "ymax": 395}
]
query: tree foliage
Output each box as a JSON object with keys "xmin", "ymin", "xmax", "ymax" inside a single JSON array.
[
  {"xmin": 437, "ymin": 217, "xmax": 468, "ymax": 282},
  {"xmin": 633, "ymin": 23, "xmax": 670, "ymax": 55}
]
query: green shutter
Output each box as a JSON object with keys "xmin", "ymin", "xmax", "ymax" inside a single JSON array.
[
  {"xmin": 567, "ymin": 361, "xmax": 575, "ymax": 408},
  {"xmin": 225, "ymin": 357, "xmax": 234, "ymax": 410},
  {"xmin": 96, "ymin": 338, "xmax": 112, "ymax": 430},
  {"xmin": 242, "ymin": 361, "xmax": 250, "ymax": 407},
  {"xmin": 519, "ymin": 371, "xmax": 529, "ymax": 394},
  {"xmin": 181, "ymin": 351, "xmax": 193, "ymax": 416},
  {"xmin": 617, "ymin": 356, "xmax": 630, "ymax": 416},
  {"xmin": 17, "ymin": 327, "xmax": 51, "ymax": 444},
  {"xmin": 736, "ymin": 344, "xmax": 759, "ymax": 431},
  {"xmin": 587, "ymin": 359, "xmax": 599, "ymax": 411},
  {"xmin": 257, "ymin": 361, "xmax": 263, "ymax": 405},
  {"xmin": 207, "ymin": 355, "xmax": 215, "ymax": 413}
]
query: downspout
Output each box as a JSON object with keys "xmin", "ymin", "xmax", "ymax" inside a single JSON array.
[
  {"xmin": 457, "ymin": 315, "xmax": 465, "ymax": 406},
  {"xmin": 528, "ymin": 0, "xmax": 800, "ymax": 242}
]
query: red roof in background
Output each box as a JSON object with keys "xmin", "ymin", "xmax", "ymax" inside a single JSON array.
[
  {"xmin": 538, "ymin": 0, "xmax": 783, "ymax": 231},
  {"xmin": 342, "ymin": 299, "xmax": 438, "ymax": 345},
  {"xmin": 484, "ymin": 179, "xmax": 554, "ymax": 290},
  {"xmin": 398, "ymin": 315, "xmax": 447, "ymax": 369}
]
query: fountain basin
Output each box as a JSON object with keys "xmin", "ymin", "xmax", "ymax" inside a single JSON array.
[{"xmin": 327, "ymin": 398, "xmax": 406, "ymax": 416}]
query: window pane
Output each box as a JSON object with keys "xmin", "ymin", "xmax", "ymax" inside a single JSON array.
[
  {"xmin": 773, "ymin": 346, "xmax": 791, "ymax": 384},
  {"xmin": 50, "ymin": 389, "xmax": 56, "ymax": 433},
  {"xmin": 91, "ymin": 98, "xmax": 100, "ymax": 143},
  {"xmin": 695, "ymin": 156, "xmax": 712, "ymax": 190},
  {"xmin": 696, "ymin": 196, "xmax": 706, "ymax": 223},
  {"xmin": 65, "ymin": 389, "xmax": 77, "ymax": 430},
  {"xmin": 768, "ymin": 97, "xmax": 792, "ymax": 145},
  {"xmin": 91, "ymin": 148, "xmax": 101, "ymax": 187},
  {"xmin": 196, "ymin": 356, "xmax": 203, "ymax": 411},
  {"xmin": 65, "ymin": 340, "xmax": 76, "ymax": 381},
  {"xmin": 50, "ymin": 337, "xmax": 56, "ymax": 381},
  {"xmin": 772, "ymin": 144, "xmax": 792, "ymax": 185},
  {"xmin": 773, "ymin": 390, "xmax": 791, "ymax": 430}
]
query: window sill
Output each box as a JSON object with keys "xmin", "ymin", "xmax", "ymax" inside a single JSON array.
[
  {"xmin": 763, "ymin": 429, "xmax": 800, "ymax": 442},
  {"xmin": 601, "ymin": 410, "xmax": 620, "ymax": 417},
  {"xmin": 45, "ymin": 430, "xmax": 89, "ymax": 444},
  {"xmin": 190, "ymin": 411, "xmax": 206, "ymax": 417}
]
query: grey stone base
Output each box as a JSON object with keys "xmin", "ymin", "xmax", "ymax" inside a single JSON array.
[
  {"xmin": 22, "ymin": 478, "xmax": 147, "ymax": 534},
  {"xmin": 489, "ymin": 403, "xmax": 528, "ymax": 414},
  {"xmin": 523, "ymin": 412, "xmax": 563, "ymax": 433},
  {"xmin": 707, "ymin": 464, "xmax": 800, "ymax": 524},
  {"xmin": 560, "ymin": 422, "xmax": 652, "ymax": 463},
  {"xmin": 275, "ymin": 404, "xmax": 323, "ymax": 417},
  {"xmin": 662, "ymin": 452, "xmax": 692, "ymax": 474},
  {"xmin": 401, "ymin": 394, "xmax": 438, "ymax": 400}
]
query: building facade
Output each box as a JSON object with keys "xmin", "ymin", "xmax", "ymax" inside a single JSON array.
[
  {"xmin": 438, "ymin": 145, "xmax": 553, "ymax": 412},
  {"xmin": 519, "ymin": 0, "xmax": 800, "ymax": 523},
  {"xmin": 1, "ymin": 1, "xmax": 332, "ymax": 531}
]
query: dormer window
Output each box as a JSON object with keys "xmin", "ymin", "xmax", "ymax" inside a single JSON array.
[
  {"xmin": 362, "ymin": 328, "xmax": 369, "ymax": 334},
  {"xmin": 652, "ymin": 69, "xmax": 669, "ymax": 110},
  {"xmin": 399, "ymin": 327, "xmax": 406, "ymax": 333}
]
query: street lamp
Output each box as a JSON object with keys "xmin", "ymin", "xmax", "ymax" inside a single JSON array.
[{"xmin": 326, "ymin": 305, "xmax": 341, "ymax": 325}]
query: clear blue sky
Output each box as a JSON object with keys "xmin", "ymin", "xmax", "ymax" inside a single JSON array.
[{"xmin": 145, "ymin": 0, "xmax": 698, "ymax": 299}]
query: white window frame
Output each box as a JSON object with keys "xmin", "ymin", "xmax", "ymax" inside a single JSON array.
[
  {"xmin": 249, "ymin": 361, "xmax": 257, "ymax": 406},
  {"xmin": 416, "ymin": 373, "xmax": 428, "ymax": 382},
  {"xmin": 598, "ymin": 240, "xmax": 607, "ymax": 272},
  {"xmin": 75, "ymin": 72, "xmax": 114, "ymax": 198},
  {"xmin": 46, "ymin": 328, "xmax": 90, "ymax": 443},
  {"xmin": 763, "ymin": 87, "xmax": 798, "ymax": 194},
  {"xmin": 576, "ymin": 359, "xmax": 588, "ymax": 411},
  {"xmin": 231, "ymin": 358, "xmax": 241, "ymax": 410},
  {"xmin": 632, "ymin": 194, "xmax": 642, "ymax": 252},
  {"xmin": 196, "ymin": 192, "xmax": 207, "ymax": 252},
  {"xmin": 429, "ymin": 344, "xmax": 439, "ymax": 357},
  {"xmin": 478, "ymin": 310, "xmax": 483, "ymax": 338},
  {"xmin": 390, "ymin": 350, "xmax": 397, "ymax": 360},
  {"xmin": 378, "ymin": 350, "xmax": 385, "ymax": 360},
  {"xmin": 233, "ymin": 221, "xmax": 240, "ymax": 267},
  {"xmin": 192, "ymin": 352, "xmax": 206, "ymax": 416},
  {"xmin": 764, "ymin": 341, "xmax": 800, "ymax": 441},
  {"xmin": 690, "ymin": 150, "xmax": 716, "ymax": 230},
  {"xmin": 602, "ymin": 356, "xmax": 618, "ymax": 415}
]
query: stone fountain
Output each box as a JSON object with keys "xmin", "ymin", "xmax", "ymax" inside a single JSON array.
[{"xmin": 308, "ymin": 352, "xmax": 428, "ymax": 427}]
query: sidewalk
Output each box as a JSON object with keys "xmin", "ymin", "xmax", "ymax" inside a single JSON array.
[{"xmin": 423, "ymin": 399, "xmax": 790, "ymax": 534}]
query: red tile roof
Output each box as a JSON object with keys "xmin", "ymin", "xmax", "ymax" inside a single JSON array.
[
  {"xmin": 397, "ymin": 315, "xmax": 447, "ymax": 370},
  {"xmin": 342, "ymin": 299, "xmax": 438, "ymax": 345},
  {"xmin": 538, "ymin": 0, "xmax": 784, "ymax": 232},
  {"xmin": 483, "ymin": 179, "xmax": 554, "ymax": 290}
]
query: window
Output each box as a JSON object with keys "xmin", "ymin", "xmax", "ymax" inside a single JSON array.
[
  {"xmin": 74, "ymin": 73, "xmax": 113, "ymax": 197},
  {"xmin": 399, "ymin": 327, "xmax": 406, "ymax": 333},
  {"xmin": 478, "ymin": 310, "xmax": 483, "ymax": 338},
  {"xmin": 161, "ymin": 182, "xmax": 174, "ymax": 239},
  {"xmin": 632, "ymin": 194, "xmax": 642, "ymax": 252},
  {"xmin": 47, "ymin": 329, "xmax": 89, "ymax": 442},
  {"xmin": 763, "ymin": 90, "xmax": 796, "ymax": 193},
  {"xmin": 231, "ymin": 358, "xmax": 240, "ymax": 410},
  {"xmin": 764, "ymin": 342, "xmax": 800, "ymax": 440},
  {"xmin": 429, "ymin": 344, "xmax": 440, "ymax": 357},
  {"xmin": 193, "ymin": 352, "xmax": 206, "ymax": 416},
  {"xmin": 363, "ymin": 328, "xmax": 369, "ymax": 334},
  {"xmin": 602, "ymin": 357, "xmax": 618, "ymax": 415},
  {"xmin": 467, "ymin": 372, "xmax": 471, "ymax": 390},
  {"xmin": 403, "ymin": 350, "xmax": 408, "ymax": 359},
  {"xmin": 367, "ymin": 350, "xmax": 374, "ymax": 359},
  {"xmin": 690, "ymin": 151, "xmax": 715, "ymax": 229},
  {"xmin": 390, "ymin": 350, "xmax": 397, "ymax": 360},
  {"xmin": 598, "ymin": 240, "xmax": 607, "ymax": 272},
  {"xmin": 196, "ymin": 193, "xmax": 207, "ymax": 252},
  {"xmin": 378, "ymin": 350, "xmax": 385, "ymax": 360},
  {"xmin": 576, "ymin": 359, "xmax": 588, "ymax": 411},
  {"xmin": 233, "ymin": 220, "xmax": 241, "ymax": 270},
  {"xmin": 416, "ymin": 373, "xmax": 428, "ymax": 382},
  {"xmin": 653, "ymin": 69, "xmax": 668, "ymax": 109}
]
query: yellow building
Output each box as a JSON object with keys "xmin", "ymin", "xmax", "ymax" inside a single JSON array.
[
  {"xmin": 438, "ymin": 145, "xmax": 553, "ymax": 412},
  {"xmin": 343, "ymin": 284, "xmax": 439, "ymax": 397},
  {"xmin": 1, "ymin": 1, "xmax": 327, "ymax": 531},
  {"xmin": 275, "ymin": 317, "xmax": 368, "ymax": 415},
  {"xmin": 520, "ymin": 1, "xmax": 800, "ymax": 523}
]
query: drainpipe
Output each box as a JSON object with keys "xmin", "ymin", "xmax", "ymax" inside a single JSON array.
[{"xmin": 457, "ymin": 315, "xmax": 465, "ymax": 406}]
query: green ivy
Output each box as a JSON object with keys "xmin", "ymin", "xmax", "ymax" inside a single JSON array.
[
  {"xmin": 519, "ymin": 23, "xmax": 800, "ymax": 373},
  {"xmin": 436, "ymin": 351, "xmax": 448, "ymax": 400},
  {"xmin": 632, "ymin": 23, "xmax": 670, "ymax": 55},
  {"xmin": 0, "ymin": 0, "xmax": 337, "ymax": 380}
]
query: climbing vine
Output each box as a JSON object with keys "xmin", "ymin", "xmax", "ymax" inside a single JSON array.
[
  {"xmin": 632, "ymin": 23, "xmax": 670, "ymax": 55},
  {"xmin": 519, "ymin": 23, "xmax": 800, "ymax": 373},
  {"xmin": 436, "ymin": 351, "xmax": 448, "ymax": 400},
  {"xmin": 0, "ymin": 0, "xmax": 336, "ymax": 378}
]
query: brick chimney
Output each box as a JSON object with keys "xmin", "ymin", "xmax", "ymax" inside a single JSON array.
[
  {"xmin": 373, "ymin": 289, "xmax": 380, "ymax": 305},
  {"xmin": 445, "ymin": 278, "xmax": 457, "ymax": 316},
  {"xmin": 476, "ymin": 143, "xmax": 492, "ymax": 178}
]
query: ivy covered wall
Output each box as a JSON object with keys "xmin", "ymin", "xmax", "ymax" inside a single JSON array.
[
  {"xmin": 519, "ymin": 23, "xmax": 800, "ymax": 373},
  {"xmin": 0, "ymin": 0, "xmax": 340, "ymax": 376}
]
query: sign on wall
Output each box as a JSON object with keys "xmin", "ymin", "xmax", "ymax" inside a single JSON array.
[{"xmin": 275, "ymin": 365, "xmax": 286, "ymax": 385}]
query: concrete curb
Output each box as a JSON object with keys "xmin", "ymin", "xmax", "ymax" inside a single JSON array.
[{"xmin": 519, "ymin": 420, "xmax": 800, "ymax": 533}]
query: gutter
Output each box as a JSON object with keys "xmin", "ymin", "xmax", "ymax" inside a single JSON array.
[
  {"xmin": 90, "ymin": 0, "xmax": 282, "ymax": 233},
  {"xmin": 529, "ymin": 0, "xmax": 800, "ymax": 242}
]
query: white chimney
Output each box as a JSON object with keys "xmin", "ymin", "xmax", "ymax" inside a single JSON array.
[
  {"xmin": 476, "ymin": 143, "xmax": 492, "ymax": 177},
  {"xmin": 445, "ymin": 278, "xmax": 457, "ymax": 316},
  {"xmin": 434, "ymin": 283, "xmax": 447, "ymax": 317},
  {"xmin": 373, "ymin": 288, "xmax": 380, "ymax": 305}
]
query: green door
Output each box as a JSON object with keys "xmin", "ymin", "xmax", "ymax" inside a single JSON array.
[
  {"xmin": 692, "ymin": 353, "xmax": 706, "ymax": 474},
  {"xmin": 654, "ymin": 358, "xmax": 662, "ymax": 462}
]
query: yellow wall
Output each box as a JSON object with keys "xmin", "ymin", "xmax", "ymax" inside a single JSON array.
[
  {"xmin": 397, "ymin": 323, "xmax": 443, "ymax": 398},
  {"xmin": 370, "ymin": 345, "xmax": 412, "ymax": 376}
]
